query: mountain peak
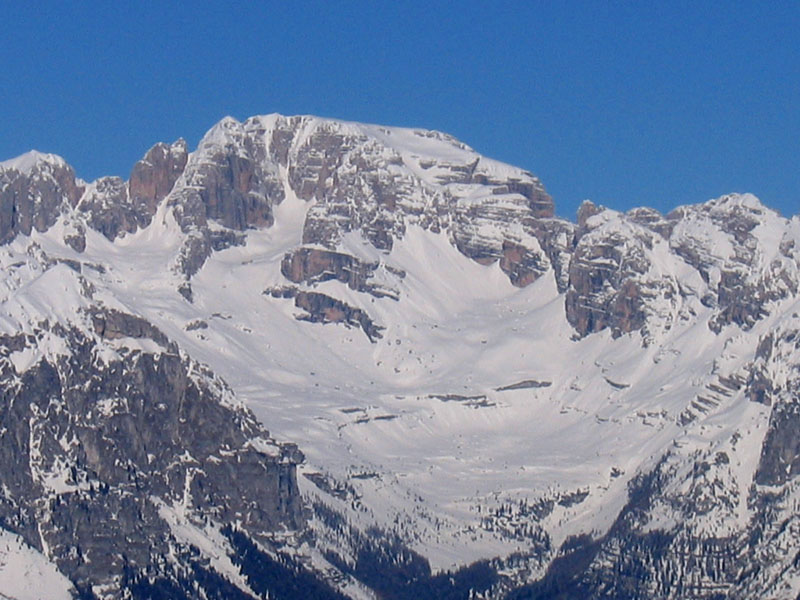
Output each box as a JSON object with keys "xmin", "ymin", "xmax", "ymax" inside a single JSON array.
[
  {"xmin": 0, "ymin": 150, "xmax": 68, "ymax": 175},
  {"xmin": 700, "ymin": 192, "xmax": 768, "ymax": 214}
]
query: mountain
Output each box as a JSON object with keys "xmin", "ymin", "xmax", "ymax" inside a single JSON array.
[{"xmin": 0, "ymin": 114, "xmax": 798, "ymax": 599}]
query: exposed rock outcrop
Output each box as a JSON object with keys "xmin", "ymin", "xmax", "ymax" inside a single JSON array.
[
  {"xmin": 88, "ymin": 306, "xmax": 174, "ymax": 349},
  {"xmin": 281, "ymin": 247, "xmax": 377, "ymax": 290},
  {"xmin": 2, "ymin": 121, "xmax": 798, "ymax": 347},
  {"xmin": 167, "ymin": 115, "xmax": 560, "ymax": 283},
  {"xmin": 128, "ymin": 139, "xmax": 188, "ymax": 219},
  {"xmin": 265, "ymin": 285, "xmax": 384, "ymax": 342},
  {"xmin": 295, "ymin": 290, "xmax": 385, "ymax": 341},
  {"xmin": 169, "ymin": 117, "xmax": 284, "ymax": 233},
  {"xmin": 670, "ymin": 194, "xmax": 798, "ymax": 333},
  {"xmin": 747, "ymin": 317, "xmax": 800, "ymax": 486},
  {"xmin": 0, "ymin": 152, "xmax": 83, "ymax": 244},
  {"xmin": 74, "ymin": 140, "xmax": 189, "ymax": 242},
  {"xmin": 280, "ymin": 246, "xmax": 401, "ymax": 299},
  {"xmin": 565, "ymin": 195, "xmax": 800, "ymax": 340},
  {"xmin": 77, "ymin": 176, "xmax": 140, "ymax": 241},
  {"xmin": 565, "ymin": 208, "xmax": 665, "ymax": 338},
  {"xmin": 0, "ymin": 315, "xmax": 305, "ymax": 596}
]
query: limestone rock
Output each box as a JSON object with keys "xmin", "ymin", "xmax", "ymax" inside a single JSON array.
[
  {"xmin": 0, "ymin": 314, "xmax": 304, "ymax": 596},
  {"xmin": 169, "ymin": 117, "xmax": 284, "ymax": 233},
  {"xmin": 565, "ymin": 208, "xmax": 665, "ymax": 338},
  {"xmin": 294, "ymin": 290, "xmax": 385, "ymax": 342},
  {"xmin": 280, "ymin": 246, "xmax": 401, "ymax": 299},
  {"xmin": 565, "ymin": 195, "xmax": 800, "ymax": 340},
  {"xmin": 0, "ymin": 152, "xmax": 83, "ymax": 244},
  {"xmin": 128, "ymin": 139, "xmax": 188, "ymax": 221}
]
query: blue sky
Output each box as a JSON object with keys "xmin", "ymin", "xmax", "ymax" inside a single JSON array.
[{"xmin": 1, "ymin": 2, "xmax": 798, "ymax": 219}]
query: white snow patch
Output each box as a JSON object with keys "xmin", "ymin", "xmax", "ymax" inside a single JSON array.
[
  {"xmin": 0, "ymin": 528, "xmax": 74, "ymax": 600},
  {"xmin": 0, "ymin": 150, "xmax": 68, "ymax": 175}
]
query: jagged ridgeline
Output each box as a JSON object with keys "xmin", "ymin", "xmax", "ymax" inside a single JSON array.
[{"xmin": 0, "ymin": 115, "xmax": 799, "ymax": 599}]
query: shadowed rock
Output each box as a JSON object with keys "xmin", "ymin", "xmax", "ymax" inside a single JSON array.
[
  {"xmin": 282, "ymin": 247, "xmax": 377, "ymax": 292},
  {"xmin": 294, "ymin": 291, "xmax": 384, "ymax": 342}
]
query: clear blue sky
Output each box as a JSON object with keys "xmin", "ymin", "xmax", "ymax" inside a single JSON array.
[{"xmin": 1, "ymin": 2, "xmax": 798, "ymax": 219}]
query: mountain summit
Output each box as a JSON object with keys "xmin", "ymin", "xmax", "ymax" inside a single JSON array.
[{"xmin": 0, "ymin": 115, "xmax": 799, "ymax": 599}]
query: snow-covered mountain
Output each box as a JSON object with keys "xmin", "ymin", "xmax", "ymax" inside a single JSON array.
[{"xmin": 0, "ymin": 114, "xmax": 798, "ymax": 599}]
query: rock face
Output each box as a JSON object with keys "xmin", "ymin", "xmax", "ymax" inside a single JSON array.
[
  {"xmin": 77, "ymin": 140, "xmax": 188, "ymax": 243},
  {"xmin": 669, "ymin": 195, "xmax": 799, "ymax": 333},
  {"xmin": 76, "ymin": 176, "xmax": 139, "ymax": 241},
  {"xmin": 265, "ymin": 285, "xmax": 385, "ymax": 341},
  {"xmin": 72, "ymin": 141, "xmax": 189, "ymax": 243},
  {"xmin": 0, "ymin": 142, "xmax": 189, "ymax": 249},
  {"xmin": 294, "ymin": 290, "xmax": 385, "ymax": 341},
  {"xmin": 281, "ymin": 247, "xmax": 378, "ymax": 291},
  {"xmin": 128, "ymin": 139, "xmax": 188, "ymax": 219},
  {"xmin": 564, "ymin": 195, "xmax": 799, "ymax": 342},
  {"xmin": 143, "ymin": 117, "xmax": 798, "ymax": 346},
  {"xmin": 280, "ymin": 246, "xmax": 403, "ymax": 300},
  {"xmin": 750, "ymin": 316, "xmax": 800, "ymax": 487},
  {"xmin": 0, "ymin": 310, "xmax": 310, "ymax": 598},
  {"xmin": 565, "ymin": 203, "xmax": 682, "ymax": 339},
  {"xmin": 0, "ymin": 152, "xmax": 83, "ymax": 244},
  {"xmin": 2, "ymin": 118, "xmax": 798, "ymax": 346},
  {"xmin": 169, "ymin": 119, "xmax": 282, "ymax": 233}
]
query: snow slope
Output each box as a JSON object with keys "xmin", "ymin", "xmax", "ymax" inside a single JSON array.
[{"xmin": 0, "ymin": 529, "xmax": 74, "ymax": 600}]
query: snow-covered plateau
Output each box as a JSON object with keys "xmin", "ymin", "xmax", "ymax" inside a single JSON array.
[{"xmin": 0, "ymin": 114, "xmax": 798, "ymax": 599}]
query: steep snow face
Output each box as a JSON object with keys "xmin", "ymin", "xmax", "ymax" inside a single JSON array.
[{"xmin": 0, "ymin": 115, "xmax": 799, "ymax": 598}]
